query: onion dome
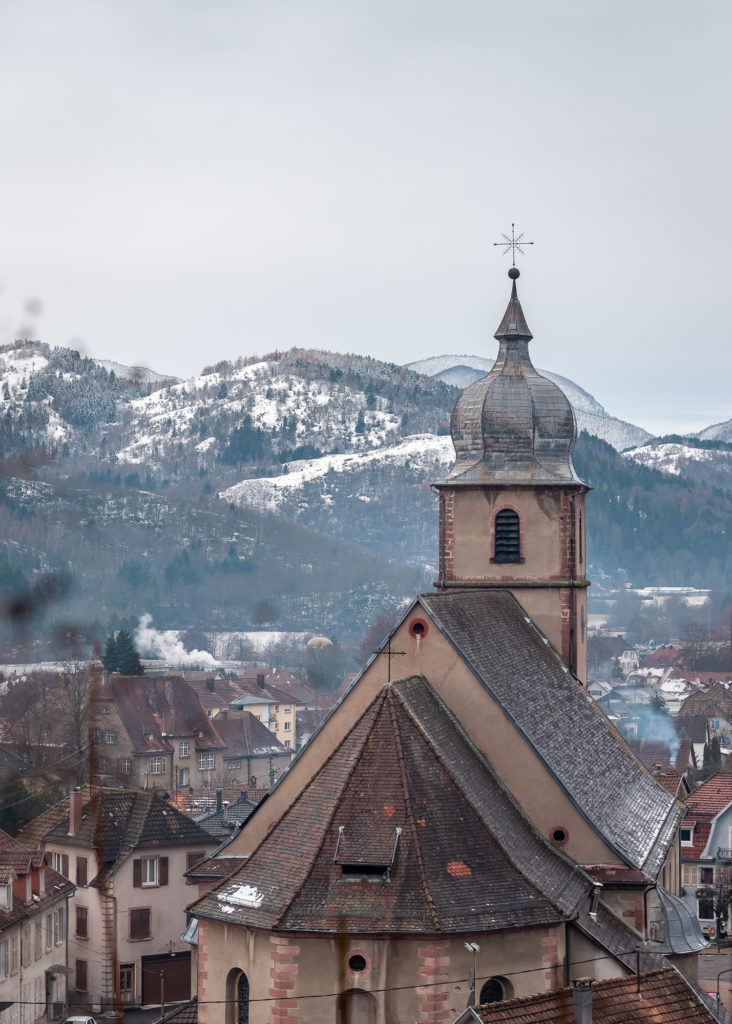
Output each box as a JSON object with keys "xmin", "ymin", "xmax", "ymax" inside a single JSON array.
[{"xmin": 445, "ymin": 269, "xmax": 584, "ymax": 485}]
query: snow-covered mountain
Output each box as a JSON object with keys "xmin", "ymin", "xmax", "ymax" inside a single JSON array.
[
  {"xmin": 407, "ymin": 355, "xmax": 651, "ymax": 452},
  {"xmin": 623, "ymin": 441, "xmax": 732, "ymax": 493},
  {"xmin": 95, "ymin": 359, "xmax": 180, "ymax": 385},
  {"xmin": 697, "ymin": 418, "xmax": 732, "ymax": 444}
]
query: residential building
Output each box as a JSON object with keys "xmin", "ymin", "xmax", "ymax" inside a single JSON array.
[
  {"xmin": 0, "ymin": 830, "xmax": 74, "ymax": 1024},
  {"xmin": 680, "ymin": 772, "xmax": 732, "ymax": 934},
  {"xmin": 25, "ymin": 788, "xmax": 215, "ymax": 1010},
  {"xmin": 209, "ymin": 711, "xmax": 293, "ymax": 786}
]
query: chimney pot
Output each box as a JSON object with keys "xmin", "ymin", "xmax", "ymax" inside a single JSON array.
[
  {"xmin": 68, "ymin": 790, "xmax": 83, "ymax": 837},
  {"xmin": 572, "ymin": 979, "xmax": 594, "ymax": 1024}
]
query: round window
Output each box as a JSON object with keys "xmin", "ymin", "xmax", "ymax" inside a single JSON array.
[
  {"xmin": 348, "ymin": 953, "xmax": 367, "ymax": 974},
  {"xmin": 409, "ymin": 619, "xmax": 428, "ymax": 639},
  {"xmin": 551, "ymin": 827, "xmax": 568, "ymax": 845}
]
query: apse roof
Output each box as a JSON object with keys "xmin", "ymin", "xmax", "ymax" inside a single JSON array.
[
  {"xmin": 192, "ymin": 676, "xmax": 592, "ymax": 935},
  {"xmin": 418, "ymin": 590, "xmax": 682, "ymax": 877}
]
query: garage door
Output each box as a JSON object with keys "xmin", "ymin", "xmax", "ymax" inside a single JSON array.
[{"xmin": 141, "ymin": 952, "xmax": 191, "ymax": 1005}]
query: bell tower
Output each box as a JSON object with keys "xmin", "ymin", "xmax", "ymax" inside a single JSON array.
[{"xmin": 433, "ymin": 266, "xmax": 590, "ymax": 683}]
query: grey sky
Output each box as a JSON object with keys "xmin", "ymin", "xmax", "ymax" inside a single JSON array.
[{"xmin": 1, "ymin": 1, "xmax": 729, "ymax": 435}]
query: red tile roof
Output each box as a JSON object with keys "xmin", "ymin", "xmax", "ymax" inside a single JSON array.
[
  {"xmin": 108, "ymin": 676, "xmax": 224, "ymax": 753},
  {"xmin": 686, "ymin": 773, "xmax": 732, "ymax": 816},
  {"xmin": 467, "ymin": 968, "xmax": 716, "ymax": 1023}
]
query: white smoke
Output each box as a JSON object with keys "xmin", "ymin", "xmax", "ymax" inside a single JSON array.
[{"xmin": 134, "ymin": 614, "xmax": 222, "ymax": 670}]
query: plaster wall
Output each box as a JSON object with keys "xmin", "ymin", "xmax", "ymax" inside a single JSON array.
[
  {"xmin": 228, "ymin": 600, "xmax": 617, "ymax": 868},
  {"xmin": 196, "ymin": 920, "xmax": 572, "ymax": 1024}
]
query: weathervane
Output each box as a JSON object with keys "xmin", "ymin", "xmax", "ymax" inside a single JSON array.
[{"xmin": 493, "ymin": 223, "xmax": 534, "ymax": 267}]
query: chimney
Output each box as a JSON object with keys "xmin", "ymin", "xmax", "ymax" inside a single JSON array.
[
  {"xmin": 207, "ymin": 679, "xmax": 215, "ymax": 692},
  {"xmin": 256, "ymin": 673, "xmax": 265, "ymax": 689},
  {"xmin": 165, "ymin": 679, "xmax": 174, "ymax": 708},
  {"xmin": 572, "ymin": 979, "xmax": 594, "ymax": 1024},
  {"xmin": 68, "ymin": 790, "xmax": 83, "ymax": 837},
  {"xmin": 216, "ymin": 789, "xmax": 223, "ymax": 812},
  {"xmin": 653, "ymin": 762, "xmax": 662, "ymax": 774},
  {"xmin": 223, "ymin": 800, "xmax": 229, "ymax": 824}
]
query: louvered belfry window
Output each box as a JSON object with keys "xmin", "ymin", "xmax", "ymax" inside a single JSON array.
[{"xmin": 492, "ymin": 509, "xmax": 521, "ymax": 563}]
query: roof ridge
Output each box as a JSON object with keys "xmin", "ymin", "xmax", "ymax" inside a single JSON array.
[{"xmin": 386, "ymin": 690, "xmax": 441, "ymax": 931}]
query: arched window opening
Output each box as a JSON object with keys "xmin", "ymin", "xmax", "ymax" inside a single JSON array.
[
  {"xmin": 226, "ymin": 969, "xmax": 249, "ymax": 1024},
  {"xmin": 479, "ymin": 977, "xmax": 511, "ymax": 1004},
  {"xmin": 491, "ymin": 509, "xmax": 521, "ymax": 564},
  {"xmin": 336, "ymin": 988, "xmax": 376, "ymax": 1024},
  {"xmin": 237, "ymin": 974, "xmax": 250, "ymax": 1024}
]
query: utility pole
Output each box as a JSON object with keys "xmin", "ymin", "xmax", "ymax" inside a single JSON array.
[{"xmin": 160, "ymin": 970, "xmax": 165, "ymax": 1021}]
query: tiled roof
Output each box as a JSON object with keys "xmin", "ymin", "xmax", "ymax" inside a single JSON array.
[
  {"xmin": 193, "ymin": 676, "xmax": 592, "ymax": 934},
  {"xmin": 153, "ymin": 997, "xmax": 198, "ymax": 1024},
  {"xmin": 678, "ymin": 683, "xmax": 732, "ymax": 720},
  {"xmin": 465, "ymin": 968, "xmax": 716, "ymax": 1024},
  {"xmin": 194, "ymin": 794, "xmax": 259, "ymax": 839},
  {"xmin": 39, "ymin": 788, "xmax": 213, "ymax": 875},
  {"xmin": 108, "ymin": 676, "xmax": 224, "ymax": 753},
  {"xmin": 211, "ymin": 712, "xmax": 289, "ymax": 757},
  {"xmin": 185, "ymin": 855, "xmax": 246, "ymax": 880},
  {"xmin": 419, "ymin": 590, "xmax": 680, "ymax": 876},
  {"xmin": 686, "ymin": 773, "xmax": 732, "ymax": 816},
  {"xmin": 17, "ymin": 784, "xmax": 94, "ymax": 850},
  {"xmin": 0, "ymin": 830, "xmax": 74, "ymax": 930}
]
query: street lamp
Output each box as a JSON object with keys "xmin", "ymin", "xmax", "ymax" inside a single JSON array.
[
  {"xmin": 716, "ymin": 966, "xmax": 732, "ymax": 1007},
  {"xmin": 464, "ymin": 942, "xmax": 480, "ymax": 1007}
]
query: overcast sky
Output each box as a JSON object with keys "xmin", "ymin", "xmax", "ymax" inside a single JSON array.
[{"xmin": 1, "ymin": 1, "xmax": 729, "ymax": 435}]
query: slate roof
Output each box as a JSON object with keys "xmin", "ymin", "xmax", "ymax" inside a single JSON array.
[
  {"xmin": 442, "ymin": 272, "xmax": 584, "ymax": 488},
  {"xmin": 419, "ymin": 590, "xmax": 681, "ymax": 877},
  {"xmin": 17, "ymin": 784, "xmax": 94, "ymax": 850},
  {"xmin": 462, "ymin": 968, "xmax": 718, "ymax": 1024},
  {"xmin": 211, "ymin": 712, "xmax": 290, "ymax": 758},
  {"xmin": 39, "ymin": 788, "xmax": 213, "ymax": 878},
  {"xmin": 194, "ymin": 794, "xmax": 259, "ymax": 839},
  {"xmin": 193, "ymin": 676, "xmax": 592, "ymax": 934}
]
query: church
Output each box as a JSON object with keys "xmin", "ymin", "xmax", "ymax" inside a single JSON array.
[{"xmin": 188, "ymin": 265, "xmax": 705, "ymax": 1024}]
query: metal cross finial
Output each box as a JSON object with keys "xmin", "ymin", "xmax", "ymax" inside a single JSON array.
[
  {"xmin": 493, "ymin": 223, "xmax": 534, "ymax": 267},
  {"xmin": 373, "ymin": 635, "xmax": 406, "ymax": 683}
]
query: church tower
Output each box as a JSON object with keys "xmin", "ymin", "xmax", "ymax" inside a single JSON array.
[{"xmin": 434, "ymin": 266, "xmax": 590, "ymax": 683}]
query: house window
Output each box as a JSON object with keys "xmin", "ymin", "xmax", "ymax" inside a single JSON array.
[
  {"xmin": 76, "ymin": 906, "xmax": 88, "ymax": 938},
  {"xmin": 45, "ymin": 914, "xmax": 53, "ymax": 951},
  {"xmin": 180, "ymin": 741, "xmax": 189, "ymax": 757},
  {"xmin": 237, "ymin": 973, "xmax": 250, "ymax": 1024},
  {"xmin": 480, "ymin": 978, "xmax": 511, "ymax": 1004},
  {"xmin": 491, "ymin": 508, "xmax": 521, "ymax": 563},
  {"xmin": 682, "ymin": 865, "xmax": 700, "ymax": 886},
  {"xmin": 285, "ymin": 740, "xmax": 291, "ymax": 748},
  {"xmin": 104, "ymin": 730, "xmax": 117, "ymax": 744},
  {"xmin": 75, "ymin": 959, "xmax": 88, "ymax": 992},
  {"xmin": 133, "ymin": 857, "xmax": 168, "ymax": 888},
  {"xmin": 150, "ymin": 757, "xmax": 163, "ymax": 775},
  {"xmin": 699, "ymin": 894, "xmax": 715, "ymax": 920},
  {"xmin": 273, "ymin": 705, "xmax": 279, "ymax": 712},
  {"xmin": 54, "ymin": 907, "xmax": 65, "ymax": 945},
  {"xmin": 33, "ymin": 920, "xmax": 41, "ymax": 960},
  {"xmin": 0, "ymin": 941, "xmax": 6, "ymax": 981},
  {"xmin": 199, "ymin": 752, "xmax": 215, "ymax": 771},
  {"xmin": 680, "ymin": 827, "xmax": 694, "ymax": 846},
  {"xmin": 52, "ymin": 852, "xmax": 69, "ymax": 877},
  {"xmin": 179, "ymin": 767, "xmax": 190, "ymax": 787},
  {"xmin": 141, "ymin": 858, "xmax": 156, "ymax": 886},
  {"xmin": 129, "ymin": 908, "xmax": 151, "ymax": 940},
  {"xmin": 701, "ymin": 867, "xmax": 714, "ymax": 884},
  {"xmin": 122, "ymin": 758, "xmax": 133, "ymax": 774},
  {"xmin": 284, "ymin": 721, "xmax": 291, "ymax": 732},
  {"xmin": 228, "ymin": 760, "xmax": 241, "ymax": 770}
]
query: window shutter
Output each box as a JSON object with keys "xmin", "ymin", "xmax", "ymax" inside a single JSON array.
[
  {"xmin": 76, "ymin": 959, "xmax": 87, "ymax": 991},
  {"xmin": 159, "ymin": 857, "xmax": 168, "ymax": 886},
  {"xmin": 133, "ymin": 859, "xmax": 142, "ymax": 888},
  {"xmin": 76, "ymin": 857, "xmax": 88, "ymax": 887},
  {"xmin": 62, "ymin": 854, "xmax": 69, "ymax": 878}
]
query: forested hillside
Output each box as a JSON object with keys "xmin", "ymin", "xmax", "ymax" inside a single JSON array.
[{"xmin": 1, "ymin": 339, "xmax": 731, "ymax": 657}]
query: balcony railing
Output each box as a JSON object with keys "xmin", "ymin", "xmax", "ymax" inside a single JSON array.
[{"xmin": 716, "ymin": 848, "xmax": 732, "ymax": 862}]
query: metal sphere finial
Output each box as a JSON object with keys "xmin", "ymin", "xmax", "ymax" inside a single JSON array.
[{"xmin": 508, "ymin": 267, "xmax": 520, "ymax": 280}]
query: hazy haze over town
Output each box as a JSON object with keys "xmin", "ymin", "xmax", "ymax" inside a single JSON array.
[{"xmin": 1, "ymin": 0, "xmax": 730, "ymax": 435}]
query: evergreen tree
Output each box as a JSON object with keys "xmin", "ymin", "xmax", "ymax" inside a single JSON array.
[{"xmin": 101, "ymin": 629, "xmax": 143, "ymax": 675}]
